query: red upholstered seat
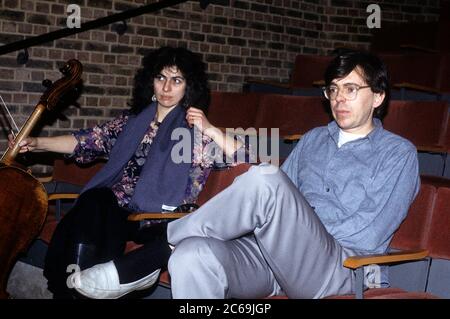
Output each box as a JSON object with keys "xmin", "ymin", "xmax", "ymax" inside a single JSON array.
[
  {"xmin": 39, "ymin": 216, "xmax": 58, "ymax": 245},
  {"xmin": 378, "ymin": 53, "xmax": 408, "ymax": 84},
  {"xmin": 436, "ymin": 53, "xmax": 450, "ymax": 94},
  {"xmin": 402, "ymin": 53, "xmax": 442, "ymax": 90},
  {"xmin": 427, "ymin": 187, "xmax": 450, "ymax": 260},
  {"xmin": 325, "ymin": 179, "xmax": 441, "ymax": 299},
  {"xmin": 326, "ymin": 288, "xmax": 407, "ymax": 299},
  {"xmin": 39, "ymin": 161, "xmax": 253, "ymax": 293},
  {"xmin": 290, "ymin": 54, "xmax": 333, "ymax": 89},
  {"xmin": 254, "ymin": 94, "xmax": 331, "ymax": 137},
  {"xmin": 329, "ymin": 288, "xmax": 439, "ymax": 299},
  {"xmin": 132, "ymin": 163, "xmax": 254, "ymax": 290},
  {"xmin": 390, "ymin": 183, "xmax": 436, "ymax": 251},
  {"xmin": 49, "ymin": 159, "xmax": 105, "ymax": 187},
  {"xmin": 196, "ymin": 163, "xmax": 252, "ymax": 206},
  {"xmin": 383, "ymin": 100, "xmax": 449, "ymax": 152},
  {"xmin": 39, "ymin": 160, "xmax": 105, "ymax": 245},
  {"xmin": 207, "ymin": 91, "xmax": 262, "ymax": 130}
]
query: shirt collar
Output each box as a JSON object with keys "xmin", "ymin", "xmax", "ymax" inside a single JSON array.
[{"xmin": 327, "ymin": 118, "xmax": 384, "ymax": 148}]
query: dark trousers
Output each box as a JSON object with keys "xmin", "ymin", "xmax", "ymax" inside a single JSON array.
[{"xmin": 43, "ymin": 187, "xmax": 171, "ymax": 298}]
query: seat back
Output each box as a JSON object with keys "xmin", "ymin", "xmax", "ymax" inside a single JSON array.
[
  {"xmin": 39, "ymin": 159, "xmax": 105, "ymax": 244},
  {"xmin": 207, "ymin": 91, "xmax": 261, "ymax": 130},
  {"xmin": 378, "ymin": 53, "xmax": 409, "ymax": 84},
  {"xmin": 254, "ymin": 94, "xmax": 331, "ymax": 137},
  {"xmin": 436, "ymin": 53, "xmax": 450, "ymax": 93},
  {"xmin": 51, "ymin": 158, "xmax": 105, "ymax": 186},
  {"xmin": 159, "ymin": 163, "xmax": 253, "ymax": 288},
  {"xmin": 383, "ymin": 100, "xmax": 449, "ymax": 151},
  {"xmin": 371, "ymin": 22, "xmax": 439, "ymax": 53},
  {"xmin": 390, "ymin": 182, "xmax": 437, "ymax": 251},
  {"xmin": 425, "ymin": 185, "xmax": 450, "ymax": 298},
  {"xmin": 197, "ymin": 164, "xmax": 253, "ymax": 206},
  {"xmin": 387, "ymin": 180, "xmax": 438, "ymax": 293},
  {"xmin": 290, "ymin": 54, "xmax": 333, "ymax": 89},
  {"xmin": 436, "ymin": 21, "xmax": 450, "ymax": 52},
  {"xmin": 403, "ymin": 53, "xmax": 442, "ymax": 90},
  {"xmin": 427, "ymin": 187, "xmax": 450, "ymax": 260}
]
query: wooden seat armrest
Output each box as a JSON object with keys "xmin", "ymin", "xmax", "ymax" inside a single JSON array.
[
  {"xmin": 47, "ymin": 194, "xmax": 188, "ymax": 220},
  {"xmin": 244, "ymin": 78, "xmax": 292, "ymax": 89},
  {"xmin": 343, "ymin": 249, "xmax": 428, "ymax": 270},
  {"xmin": 416, "ymin": 144, "xmax": 447, "ymax": 154},
  {"xmin": 218, "ymin": 127, "xmax": 259, "ymax": 136},
  {"xmin": 37, "ymin": 176, "xmax": 53, "ymax": 183},
  {"xmin": 393, "ymin": 82, "xmax": 441, "ymax": 95},
  {"xmin": 283, "ymin": 134, "xmax": 302, "ymax": 142},
  {"xmin": 127, "ymin": 212, "xmax": 190, "ymax": 221},
  {"xmin": 399, "ymin": 44, "xmax": 439, "ymax": 54},
  {"xmin": 312, "ymin": 80, "xmax": 325, "ymax": 87},
  {"xmin": 48, "ymin": 193, "xmax": 80, "ymax": 201}
]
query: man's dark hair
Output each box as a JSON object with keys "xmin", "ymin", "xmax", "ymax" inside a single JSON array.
[
  {"xmin": 129, "ymin": 46, "xmax": 210, "ymax": 114},
  {"xmin": 324, "ymin": 49, "xmax": 390, "ymax": 119}
]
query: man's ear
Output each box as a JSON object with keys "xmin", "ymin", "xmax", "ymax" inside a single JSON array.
[{"xmin": 373, "ymin": 91, "xmax": 385, "ymax": 109}]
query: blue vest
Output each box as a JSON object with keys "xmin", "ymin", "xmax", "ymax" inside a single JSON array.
[{"xmin": 81, "ymin": 103, "xmax": 194, "ymax": 212}]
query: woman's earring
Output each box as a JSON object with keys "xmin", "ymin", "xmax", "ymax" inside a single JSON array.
[{"xmin": 152, "ymin": 94, "xmax": 157, "ymax": 102}]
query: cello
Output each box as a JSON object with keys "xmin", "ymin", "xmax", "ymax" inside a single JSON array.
[{"xmin": 0, "ymin": 59, "xmax": 82, "ymax": 298}]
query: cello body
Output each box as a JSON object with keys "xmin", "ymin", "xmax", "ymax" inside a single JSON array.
[
  {"xmin": 0, "ymin": 163, "xmax": 48, "ymax": 299},
  {"xmin": 0, "ymin": 59, "xmax": 82, "ymax": 298}
]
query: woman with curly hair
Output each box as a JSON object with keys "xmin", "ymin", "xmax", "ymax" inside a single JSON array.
[{"xmin": 10, "ymin": 46, "xmax": 247, "ymax": 299}]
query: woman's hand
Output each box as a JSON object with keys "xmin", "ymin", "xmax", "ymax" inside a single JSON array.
[
  {"xmin": 186, "ymin": 107, "xmax": 213, "ymax": 133},
  {"xmin": 8, "ymin": 134, "xmax": 38, "ymax": 153},
  {"xmin": 185, "ymin": 106, "xmax": 242, "ymax": 157},
  {"xmin": 8, "ymin": 134, "xmax": 77, "ymax": 154}
]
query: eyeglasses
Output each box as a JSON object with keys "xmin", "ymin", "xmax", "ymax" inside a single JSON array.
[{"xmin": 322, "ymin": 84, "xmax": 371, "ymax": 101}]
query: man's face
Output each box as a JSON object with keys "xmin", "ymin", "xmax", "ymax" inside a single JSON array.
[{"xmin": 329, "ymin": 67, "xmax": 384, "ymax": 135}]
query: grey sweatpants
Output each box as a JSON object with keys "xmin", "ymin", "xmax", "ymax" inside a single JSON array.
[{"xmin": 168, "ymin": 163, "xmax": 356, "ymax": 298}]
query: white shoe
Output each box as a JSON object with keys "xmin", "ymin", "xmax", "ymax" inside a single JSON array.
[{"xmin": 68, "ymin": 261, "xmax": 160, "ymax": 299}]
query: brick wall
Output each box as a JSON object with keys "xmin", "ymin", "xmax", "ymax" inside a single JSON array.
[{"xmin": 0, "ymin": 0, "xmax": 442, "ymax": 172}]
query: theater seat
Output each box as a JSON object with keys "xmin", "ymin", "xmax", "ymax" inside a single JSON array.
[
  {"xmin": 326, "ymin": 179, "xmax": 441, "ymax": 299},
  {"xmin": 37, "ymin": 159, "xmax": 253, "ymax": 297}
]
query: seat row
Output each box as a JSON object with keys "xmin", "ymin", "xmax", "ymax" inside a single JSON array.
[
  {"xmin": 208, "ymin": 91, "xmax": 450, "ymax": 154},
  {"xmin": 370, "ymin": 19, "xmax": 450, "ymax": 54},
  {"xmin": 324, "ymin": 175, "xmax": 450, "ymax": 299},
  {"xmin": 243, "ymin": 52, "xmax": 450, "ymax": 102},
  {"xmin": 378, "ymin": 51, "xmax": 450, "ymax": 101},
  {"xmin": 33, "ymin": 160, "xmax": 450, "ymax": 299}
]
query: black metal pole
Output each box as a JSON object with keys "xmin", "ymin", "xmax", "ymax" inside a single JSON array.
[{"xmin": 0, "ymin": 0, "xmax": 190, "ymax": 56}]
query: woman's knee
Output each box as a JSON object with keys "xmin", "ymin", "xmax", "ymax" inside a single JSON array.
[{"xmin": 78, "ymin": 187, "xmax": 115, "ymax": 203}]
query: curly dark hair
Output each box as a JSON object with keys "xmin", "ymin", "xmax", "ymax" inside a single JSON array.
[
  {"xmin": 324, "ymin": 49, "xmax": 390, "ymax": 119},
  {"xmin": 129, "ymin": 46, "xmax": 210, "ymax": 114}
]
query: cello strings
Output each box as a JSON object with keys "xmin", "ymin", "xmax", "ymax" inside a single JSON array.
[{"xmin": 0, "ymin": 94, "xmax": 21, "ymax": 137}]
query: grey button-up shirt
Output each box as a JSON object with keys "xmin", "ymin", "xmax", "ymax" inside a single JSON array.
[{"xmin": 281, "ymin": 119, "xmax": 420, "ymax": 255}]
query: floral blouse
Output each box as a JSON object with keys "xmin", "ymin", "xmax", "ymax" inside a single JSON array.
[{"xmin": 71, "ymin": 110, "xmax": 250, "ymax": 209}]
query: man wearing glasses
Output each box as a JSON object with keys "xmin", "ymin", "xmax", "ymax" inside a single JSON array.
[{"xmin": 167, "ymin": 50, "xmax": 420, "ymax": 298}]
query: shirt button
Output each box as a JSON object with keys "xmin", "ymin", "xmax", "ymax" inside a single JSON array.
[{"xmin": 325, "ymin": 187, "xmax": 330, "ymax": 192}]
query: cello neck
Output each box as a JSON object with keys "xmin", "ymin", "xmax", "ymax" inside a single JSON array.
[{"xmin": 1, "ymin": 103, "xmax": 47, "ymax": 165}]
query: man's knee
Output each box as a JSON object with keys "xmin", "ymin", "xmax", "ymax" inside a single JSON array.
[
  {"xmin": 168, "ymin": 237, "xmax": 225, "ymax": 277},
  {"xmin": 241, "ymin": 163, "xmax": 287, "ymax": 187}
]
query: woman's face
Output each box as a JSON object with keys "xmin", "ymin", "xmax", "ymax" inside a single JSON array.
[{"xmin": 153, "ymin": 66, "xmax": 187, "ymax": 109}]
